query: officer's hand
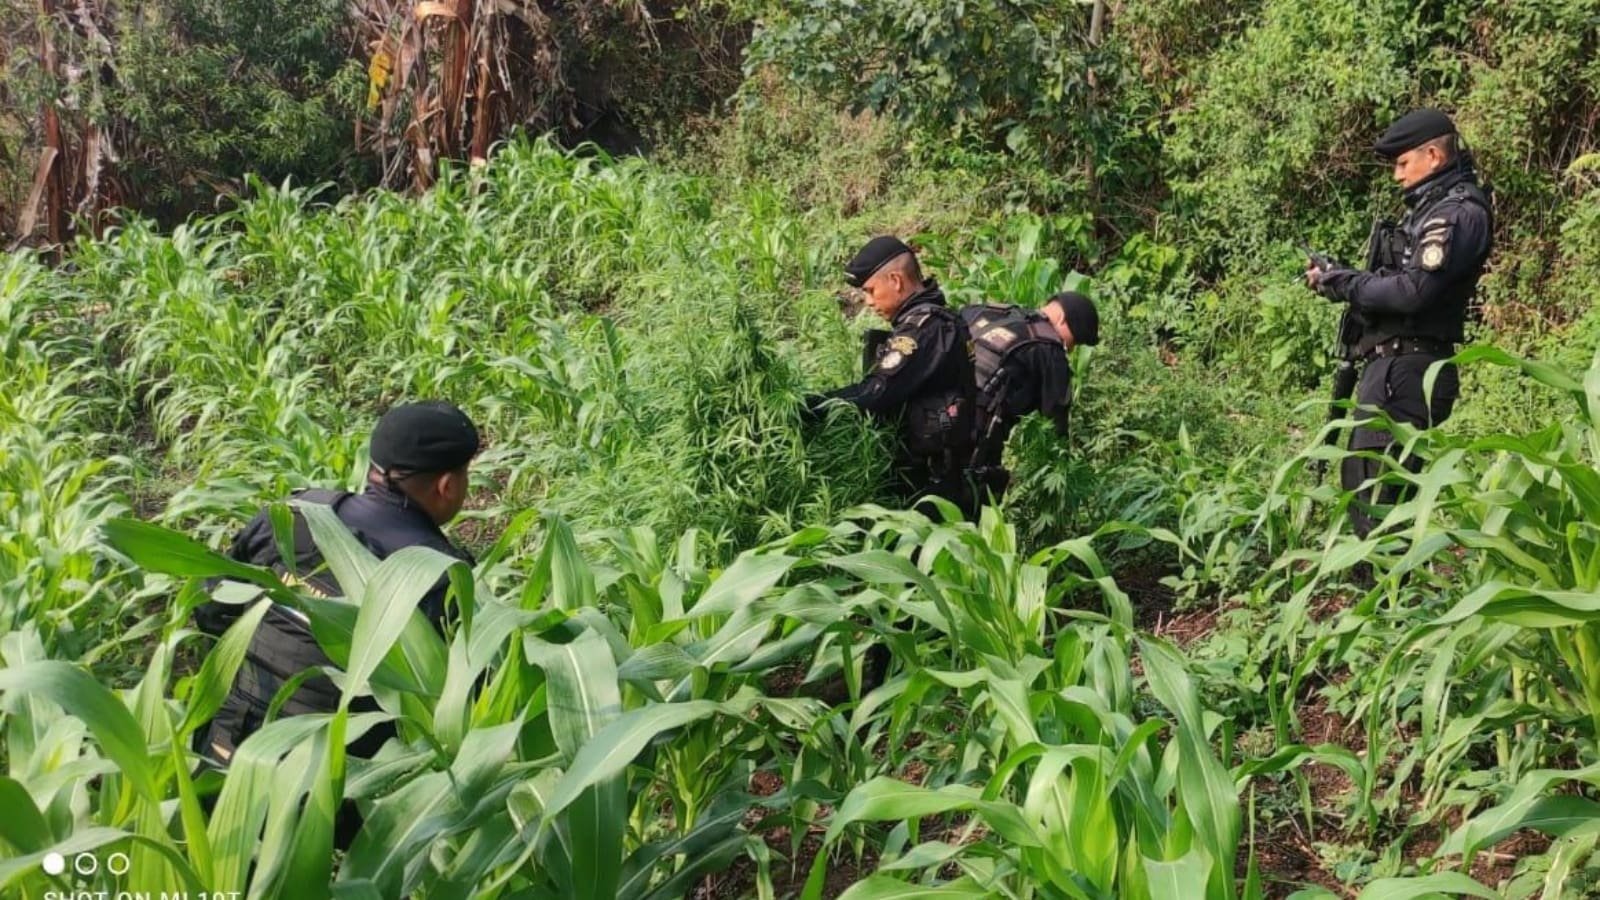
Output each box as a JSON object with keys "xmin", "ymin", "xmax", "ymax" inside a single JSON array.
[{"xmin": 1307, "ymin": 265, "xmax": 1349, "ymax": 301}]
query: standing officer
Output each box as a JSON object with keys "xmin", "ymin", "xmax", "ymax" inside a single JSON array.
[
  {"xmin": 1307, "ymin": 108, "xmax": 1493, "ymax": 537},
  {"xmin": 807, "ymin": 235, "xmax": 978, "ymax": 518},
  {"xmin": 962, "ymin": 290, "xmax": 1100, "ymax": 505},
  {"xmin": 195, "ymin": 400, "xmax": 481, "ymax": 764}
]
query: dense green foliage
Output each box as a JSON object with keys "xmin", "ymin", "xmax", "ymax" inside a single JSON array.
[
  {"xmin": 5, "ymin": 130, "xmax": 1600, "ymax": 896},
  {"xmin": 108, "ymin": 0, "xmax": 369, "ymax": 219},
  {"xmin": 4, "ymin": 0, "xmax": 1600, "ymax": 897},
  {"xmin": 0, "ymin": 138, "xmax": 1292, "ymax": 897}
]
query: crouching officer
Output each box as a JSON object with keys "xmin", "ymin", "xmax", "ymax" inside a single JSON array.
[
  {"xmin": 962, "ymin": 291, "xmax": 1100, "ymax": 505},
  {"xmin": 807, "ymin": 236, "xmax": 978, "ymax": 519},
  {"xmin": 195, "ymin": 400, "xmax": 480, "ymax": 763},
  {"xmin": 1307, "ymin": 108, "xmax": 1493, "ymax": 537}
]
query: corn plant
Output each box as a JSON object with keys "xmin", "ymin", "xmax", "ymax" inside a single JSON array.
[{"xmin": 761, "ymin": 508, "xmax": 1338, "ymax": 900}]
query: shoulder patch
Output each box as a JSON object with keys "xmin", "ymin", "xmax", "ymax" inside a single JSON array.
[
  {"xmin": 1419, "ymin": 238, "xmax": 1448, "ymax": 271},
  {"xmin": 879, "ymin": 350, "xmax": 905, "ymax": 371},
  {"xmin": 888, "ymin": 335, "xmax": 917, "ymax": 355}
]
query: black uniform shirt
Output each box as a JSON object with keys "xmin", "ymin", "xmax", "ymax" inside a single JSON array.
[
  {"xmin": 226, "ymin": 480, "xmax": 474, "ymax": 629},
  {"xmin": 825, "ymin": 281, "xmax": 972, "ymax": 419},
  {"xmin": 996, "ymin": 335, "xmax": 1073, "ymax": 436},
  {"xmin": 1319, "ymin": 164, "xmax": 1492, "ymax": 343}
]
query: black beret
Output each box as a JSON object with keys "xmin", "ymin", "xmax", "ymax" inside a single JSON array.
[
  {"xmin": 1051, "ymin": 291, "xmax": 1100, "ymax": 347},
  {"xmin": 1373, "ymin": 108, "xmax": 1457, "ymax": 159},
  {"xmin": 370, "ymin": 400, "xmax": 480, "ymax": 473},
  {"xmin": 844, "ymin": 235, "xmax": 914, "ymax": 288}
]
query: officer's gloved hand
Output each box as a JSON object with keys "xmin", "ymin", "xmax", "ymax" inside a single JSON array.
[{"xmin": 1310, "ymin": 266, "xmax": 1351, "ymax": 301}]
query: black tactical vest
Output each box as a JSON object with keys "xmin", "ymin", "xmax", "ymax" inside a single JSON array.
[
  {"xmin": 965, "ymin": 304, "xmax": 1063, "ymax": 411},
  {"xmin": 961, "ymin": 304, "xmax": 1063, "ymax": 463},
  {"xmin": 1360, "ymin": 169, "xmax": 1492, "ymax": 350}
]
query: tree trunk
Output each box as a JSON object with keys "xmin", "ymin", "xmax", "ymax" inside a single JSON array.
[
  {"xmin": 40, "ymin": 0, "xmax": 68, "ymax": 250},
  {"xmin": 1085, "ymin": 0, "xmax": 1108, "ymax": 229}
]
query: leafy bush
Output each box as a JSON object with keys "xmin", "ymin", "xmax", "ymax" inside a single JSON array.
[
  {"xmin": 740, "ymin": 0, "xmax": 1161, "ymax": 217},
  {"xmin": 1161, "ymin": 0, "xmax": 1415, "ymax": 270}
]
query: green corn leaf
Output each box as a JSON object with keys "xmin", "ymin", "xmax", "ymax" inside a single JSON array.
[
  {"xmin": 299, "ymin": 501, "xmax": 380, "ymax": 600},
  {"xmin": 524, "ymin": 630, "xmax": 623, "ymax": 763},
  {"xmin": 1144, "ymin": 847, "xmax": 1214, "ymax": 900},
  {"xmin": 1450, "ymin": 346, "xmax": 1584, "ymax": 399},
  {"xmin": 875, "ymin": 840, "xmax": 966, "ymax": 873},
  {"xmin": 824, "ymin": 551, "xmax": 956, "ymax": 646},
  {"xmin": 690, "ymin": 552, "xmax": 798, "ymax": 618},
  {"xmin": 179, "ymin": 598, "xmax": 273, "ymax": 737},
  {"xmin": 1443, "ymin": 762, "xmax": 1600, "ymax": 857},
  {"xmin": 340, "ymin": 763, "xmax": 516, "ymax": 896},
  {"xmin": 1437, "ymin": 582, "xmax": 1600, "ymax": 628},
  {"xmin": 206, "ymin": 714, "xmax": 331, "ymax": 891},
  {"xmin": 835, "ymin": 875, "xmax": 992, "ymax": 899},
  {"xmin": 623, "ymin": 796, "xmax": 751, "ymax": 900},
  {"xmin": 302, "ymin": 594, "xmax": 449, "ymax": 698},
  {"xmin": 0, "ymin": 775, "xmax": 51, "ymax": 854},
  {"xmin": 546, "ymin": 516, "xmax": 596, "ymax": 610},
  {"xmin": 341, "ymin": 544, "xmax": 464, "ymax": 709},
  {"xmin": 1354, "ymin": 871, "xmax": 1499, "ymax": 899},
  {"xmin": 618, "ymin": 642, "xmax": 697, "ymax": 682},
  {"xmin": 823, "ymin": 777, "xmax": 1041, "ymax": 848},
  {"xmin": 536, "ymin": 698, "xmax": 732, "ymax": 827},
  {"xmin": 0, "ymin": 661, "xmax": 160, "ymax": 803},
  {"xmin": 280, "ymin": 720, "xmax": 347, "ymax": 898},
  {"xmin": 1542, "ymin": 832, "xmax": 1600, "ymax": 899},
  {"xmin": 1139, "ymin": 639, "xmax": 1240, "ymax": 898},
  {"xmin": 102, "ymin": 517, "xmax": 278, "ymax": 586},
  {"xmin": 524, "ymin": 628, "xmax": 626, "ymax": 900}
]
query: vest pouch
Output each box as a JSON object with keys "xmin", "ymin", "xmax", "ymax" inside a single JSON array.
[
  {"xmin": 1383, "ymin": 227, "xmax": 1407, "ymax": 271},
  {"xmin": 904, "ymin": 391, "xmax": 973, "ymax": 460}
]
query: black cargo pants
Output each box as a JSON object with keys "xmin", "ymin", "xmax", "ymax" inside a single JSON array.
[{"xmin": 1340, "ymin": 351, "xmax": 1459, "ymax": 537}]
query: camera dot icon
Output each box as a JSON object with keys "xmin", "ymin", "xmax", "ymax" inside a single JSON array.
[{"xmin": 41, "ymin": 852, "xmax": 66, "ymax": 876}]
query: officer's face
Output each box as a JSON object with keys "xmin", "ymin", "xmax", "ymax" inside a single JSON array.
[
  {"xmin": 861, "ymin": 269, "xmax": 911, "ymax": 320},
  {"xmin": 1393, "ymin": 145, "xmax": 1444, "ymax": 189},
  {"xmin": 438, "ymin": 467, "xmax": 469, "ymax": 523},
  {"xmin": 417, "ymin": 467, "xmax": 470, "ymax": 525}
]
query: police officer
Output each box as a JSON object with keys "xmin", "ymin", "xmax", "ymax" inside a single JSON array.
[
  {"xmin": 962, "ymin": 291, "xmax": 1099, "ymax": 505},
  {"xmin": 196, "ymin": 400, "xmax": 480, "ymax": 764},
  {"xmin": 807, "ymin": 236, "xmax": 978, "ymax": 518},
  {"xmin": 1307, "ymin": 108, "xmax": 1493, "ymax": 537}
]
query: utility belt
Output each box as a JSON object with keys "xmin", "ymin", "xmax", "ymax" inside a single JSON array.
[{"xmin": 1362, "ymin": 337, "xmax": 1455, "ymax": 361}]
